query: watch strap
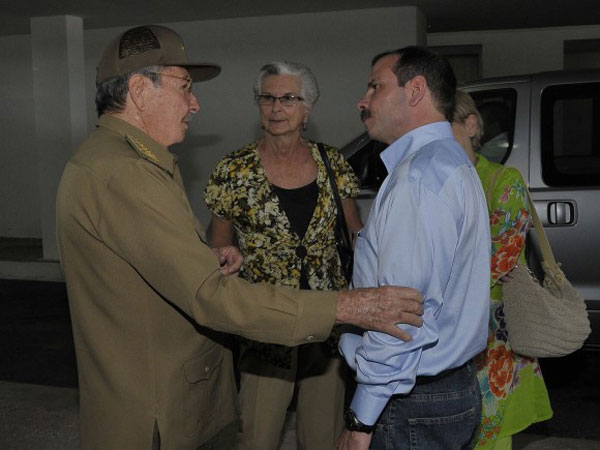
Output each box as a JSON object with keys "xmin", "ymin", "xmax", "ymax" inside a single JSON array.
[{"xmin": 344, "ymin": 409, "xmax": 375, "ymax": 433}]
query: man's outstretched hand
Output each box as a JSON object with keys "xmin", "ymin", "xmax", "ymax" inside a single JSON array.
[{"xmin": 336, "ymin": 286, "xmax": 424, "ymax": 341}]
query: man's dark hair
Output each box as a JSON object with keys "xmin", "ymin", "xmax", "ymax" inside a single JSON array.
[
  {"xmin": 95, "ymin": 66, "xmax": 162, "ymax": 117},
  {"xmin": 372, "ymin": 46, "xmax": 457, "ymax": 121}
]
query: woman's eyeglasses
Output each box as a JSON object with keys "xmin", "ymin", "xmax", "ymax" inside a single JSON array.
[{"xmin": 256, "ymin": 94, "xmax": 304, "ymax": 107}]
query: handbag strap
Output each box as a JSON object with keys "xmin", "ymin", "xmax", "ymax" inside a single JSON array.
[
  {"xmin": 316, "ymin": 142, "xmax": 352, "ymax": 245},
  {"xmin": 487, "ymin": 165, "xmax": 559, "ymax": 271},
  {"xmin": 524, "ymin": 188, "xmax": 559, "ymax": 269}
]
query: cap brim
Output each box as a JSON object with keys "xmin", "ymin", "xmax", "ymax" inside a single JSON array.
[{"xmin": 176, "ymin": 63, "xmax": 221, "ymax": 82}]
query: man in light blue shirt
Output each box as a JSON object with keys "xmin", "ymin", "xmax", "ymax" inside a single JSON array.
[{"xmin": 337, "ymin": 47, "xmax": 491, "ymax": 450}]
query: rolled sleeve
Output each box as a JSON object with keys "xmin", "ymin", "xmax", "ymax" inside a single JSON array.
[{"xmin": 204, "ymin": 158, "xmax": 233, "ymax": 220}]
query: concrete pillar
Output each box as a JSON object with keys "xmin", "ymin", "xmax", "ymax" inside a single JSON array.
[{"xmin": 30, "ymin": 16, "xmax": 87, "ymax": 260}]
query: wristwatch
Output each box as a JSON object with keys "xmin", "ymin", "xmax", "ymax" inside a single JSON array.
[{"xmin": 344, "ymin": 409, "xmax": 376, "ymax": 433}]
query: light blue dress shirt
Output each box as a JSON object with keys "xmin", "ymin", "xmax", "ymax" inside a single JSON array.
[{"xmin": 339, "ymin": 121, "xmax": 491, "ymax": 425}]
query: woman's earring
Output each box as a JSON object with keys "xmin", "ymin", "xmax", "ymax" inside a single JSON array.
[{"xmin": 302, "ymin": 122, "xmax": 307, "ymax": 132}]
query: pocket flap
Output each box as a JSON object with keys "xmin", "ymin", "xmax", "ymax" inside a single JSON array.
[{"xmin": 183, "ymin": 344, "xmax": 223, "ymax": 383}]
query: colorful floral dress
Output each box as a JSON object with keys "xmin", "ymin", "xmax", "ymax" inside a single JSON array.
[
  {"xmin": 474, "ymin": 155, "xmax": 553, "ymax": 448},
  {"xmin": 204, "ymin": 140, "xmax": 359, "ymax": 368}
]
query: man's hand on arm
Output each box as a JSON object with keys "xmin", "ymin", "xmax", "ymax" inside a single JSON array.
[
  {"xmin": 335, "ymin": 286, "xmax": 424, "ymax": 340},
  {"xmin": 211, "ymin": 246, "xmax": 243, "ymax": 275}
]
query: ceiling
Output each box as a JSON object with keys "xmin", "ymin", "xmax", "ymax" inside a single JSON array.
[{"xmin": 2, "ymin": 0, "xmax": 600, "ymax": 37}]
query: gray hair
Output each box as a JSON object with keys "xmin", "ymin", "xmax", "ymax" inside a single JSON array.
[
  {"xmin": 95, "ymin": 65, "xmax": 163, "ymax": 117},
  {"xmin": 253, "ymin": 61, "xmax": 320, "ymax": 110}
]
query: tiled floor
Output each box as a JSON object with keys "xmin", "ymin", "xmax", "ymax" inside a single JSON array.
[{"xmin": 2, "ymin": 382, "xmax": 600, "ymax": 450}]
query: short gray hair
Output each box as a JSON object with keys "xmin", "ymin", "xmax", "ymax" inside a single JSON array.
[
  {"xmin": 254, "ymin": 61, "xmax": 320, "ymax": 110},
  {"xmin": 95, "ymin": 65, "xmax": 163, "ymax": 117}
]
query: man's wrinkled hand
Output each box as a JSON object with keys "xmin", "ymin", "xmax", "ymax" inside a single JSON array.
[{"xmin": 336, "ymin": 286, "xmax": 424, "ymax": 341}]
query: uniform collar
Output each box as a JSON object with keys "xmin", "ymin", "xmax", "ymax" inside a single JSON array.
[
  {"xmin": 98, "ymin": 114, "xmax": 178, "ymax": 175},
  {"xmin": 380, "ymin": 121, "xmax": 453, "ymax": 174}
]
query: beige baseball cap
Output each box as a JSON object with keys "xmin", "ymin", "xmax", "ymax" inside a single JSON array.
[{"xmin": 96, "ymin": 25, "xmax": 221, "ymax": 85}]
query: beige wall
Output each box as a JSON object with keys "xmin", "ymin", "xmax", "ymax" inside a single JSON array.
[
  {"xmin": 0, "ymin": 34, "xmax": 39, "ymax": 238},
  {"xmin": 4, "ymin": 11, "xmax": 600, "ymax": 242},
  {"xmin": 428, "ymin": 24, "xmax": 600, "ymax": 78},
  {"xmin": 84, "ymin": 8, "xmax": 424, "ymax": 225},
  {"xmin": 0, "ymin": 6, "xmax": 424, "ymax": 242}
]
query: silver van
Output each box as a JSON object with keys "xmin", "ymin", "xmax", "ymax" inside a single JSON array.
[{"xmin": 341, "ymin": 69, "xmax": 600, "ymax": 347}]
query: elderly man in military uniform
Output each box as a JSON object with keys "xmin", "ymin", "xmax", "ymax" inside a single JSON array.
[{"xmin": 56, "ymin": 25, "xmax": 424, "ymax": 449}]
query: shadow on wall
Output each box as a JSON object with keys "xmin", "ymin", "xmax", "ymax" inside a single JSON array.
[{"xmin": 173, "ymin": 133, "xmax": 224, "ymax": 188}]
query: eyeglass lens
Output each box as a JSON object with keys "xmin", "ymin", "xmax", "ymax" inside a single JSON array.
[{"xmin": 257, "ymin": 94, "xmax": 303, "ymax": 106}]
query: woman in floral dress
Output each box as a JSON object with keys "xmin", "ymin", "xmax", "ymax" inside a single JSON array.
[
  {"xmin": 204, "ymin": 61, "xmax": 362, "ymax": 450},
  {"xmin": 452, "ymin": 90, "xmax": 553, "ymax": 449}
]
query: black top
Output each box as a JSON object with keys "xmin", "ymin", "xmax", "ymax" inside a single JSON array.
[{"xmin": 272, "ymin": 179, "xmax": 318, "ymax": 289}]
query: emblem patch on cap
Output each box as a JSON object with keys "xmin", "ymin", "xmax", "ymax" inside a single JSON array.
[{"xmin": 119, "ymin": 26, "xmax": 160, "ymax": 59}]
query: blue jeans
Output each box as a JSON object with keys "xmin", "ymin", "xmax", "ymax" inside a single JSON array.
[{"xmin": 370, "ymin": 361, "xmax": 481, "ymax": 450}]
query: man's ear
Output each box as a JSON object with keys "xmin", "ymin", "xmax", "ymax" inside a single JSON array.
[
  {"xmin": 128, "ymin": 74, "xmax": 148, "ymax": 111},
  {"xmin": 406, "ymin": 75, "xmax": 426, "ymax": 107},
  {"xmin": 465, "ymin": 114, "xmax": 479, "ymax": 138}
]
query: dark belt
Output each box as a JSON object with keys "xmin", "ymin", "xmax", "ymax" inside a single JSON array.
[{"xmin": 414, "ymin": 361, "xmax": 469, "ymax": 386}]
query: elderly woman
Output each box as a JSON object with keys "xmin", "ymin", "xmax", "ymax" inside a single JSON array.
[
  {"xmin": 452, "ymin": 90, "xmax": 552, "ymax": 450},
  {"xmin": 204, "ymin": 61, "xmax": 362, "ymax": 450}
]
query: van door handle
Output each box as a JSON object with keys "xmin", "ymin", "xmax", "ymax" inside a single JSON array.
[
  {"xmin": 532, "ymin": 200, "xmax": 577, "ymax": 226},
  {"xmin": 548, "ymin": 201, "xmax": 575, "ymax": 225}
]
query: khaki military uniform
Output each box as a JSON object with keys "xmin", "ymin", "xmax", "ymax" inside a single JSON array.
[{"xmin": 56, "ymin": 115, "xmax": 337, "ymax": 450}]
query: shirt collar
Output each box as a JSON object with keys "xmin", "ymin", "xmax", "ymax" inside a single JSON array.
[
  {"xmin": 380, "ymin": 121, "xmax": 454, "ymax": 173},
  {"xmin": 97, "ymin": 114, "xmax": 178, "ymax": 175}
]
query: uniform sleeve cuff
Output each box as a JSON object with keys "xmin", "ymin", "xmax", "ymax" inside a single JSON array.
[{"xmin": 292, "ymin": 289, "xmax": 337, "ymax": 345}]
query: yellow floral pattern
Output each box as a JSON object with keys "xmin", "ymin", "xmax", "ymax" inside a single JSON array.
[{"xmin": 204, "ymin": 140, "xmax": 359, "ymax": 367}]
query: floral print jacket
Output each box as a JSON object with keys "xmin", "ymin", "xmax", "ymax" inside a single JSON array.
[
  {"xmin": 204, "ymin": 140, "xmax": 359, "ymax": 367},
  {"xmin": 474, "ymin": 155, "xmax": 552, "ymax": 448}
]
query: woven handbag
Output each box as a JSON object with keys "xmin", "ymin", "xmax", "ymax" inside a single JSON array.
[{"xmin": 487, "ymin": 167, "xmax": 591, "ymax": 358}]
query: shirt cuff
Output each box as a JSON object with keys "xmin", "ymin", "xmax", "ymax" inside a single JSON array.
[{"xmin": 350, "ymin": 384, "xmax": 391, "ymax": 426}]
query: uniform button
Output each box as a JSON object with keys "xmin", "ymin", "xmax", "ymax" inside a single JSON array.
[
  {"xmin": 295, "ymin": 245, "xmax": 307, "ymax": 259},
  {"xmin": 306, "ymin": 335, "xmax": 315, "ymax": 342},
  {"xmin": 204, "ymin": 366, "xmax": 210, "ymax": 373}
]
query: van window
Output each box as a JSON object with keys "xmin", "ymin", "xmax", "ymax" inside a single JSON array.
[
  {"xmin": 541, "ymin": 83, "xmax": 600, "ymax": 187},
  {"xmin": 470, "ymin": 89, "xmax": 517, "ymax": 164},
  {"xmin": 345, "ymin": 134, "xmax": 388, "ymax": 190}
]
